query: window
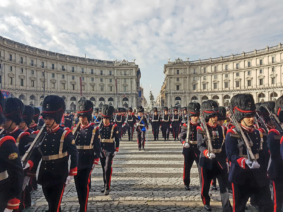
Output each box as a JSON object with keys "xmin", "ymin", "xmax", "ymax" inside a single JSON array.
[
  {"xmin": 72, "ymin": 84, "xmax": 75, "ymax": 90},
  {"xmin": 214, "ymin": 75, "xmax": 217, "ymax": 79},
  {"xmin": 260, "ymin": 59, "xmax": 263, "ymax": 65},
  {"xmin": 214, "ymin": 83, "xmax": 217, "ymax": 89},
  {"xmin": 91, "ymin": 69, "xmax": 93, "ymax": 74},
  {"xmin": 109, "ymin": 79, "xmax": 112, "ymax": 82},
  {"xmin": 10, "ymin": 66, "xmax": 12, "ymax": 71},
  {"xmin": 260, "ymin": 69, "xmax": 263, "ymax": 74},
  {"xmin": 203, "ymin": 76, "xmax": 206, "ymax": 80},
  {"xmin": 91, "ymin": 77, "xmax": 94, "ymax": 82},
  {"xmin": 31, "ymin": 60, "xmax": 33, "ymax": 66},
  {"xmin": 100, "ymin": 70, "xmax": 103, "ymax": 75},
  {"xmin": 124, "ymin": 71, "xmax": 126, "ymax": 75},
  {"xmin": 193, "ymin": 69, "xmax": 196, "ymax": 74},
  {"xmin": 21, "ymin": 68, "xmax": 23, "ymax": 73},
  {"xmin": 272, "ymin": 67, "xmax": 275, "ymax": 72},
  {"xmin": 248, "ymin": 62, "xmax": 251, "ymax": 67},
  {"xmin": 236, "ymin": 81, "xmax": 240, "ymax": 87},
  {"xmin": 82, "ymin": 85, "xmax": 85, "ymax": 90},
  {"xmin": 72, "ymin": 76, "xmax": 75, "ymax": 80},
  {"xmin": 31, "ymin": 80, "xmax": 34, "ymax": 87},
  {"xmin": 21, "ymin": 79, "xmax": 24, "ymax": 86},
  {"xmin": 100, "ymin": 86, "xmax": 104, "ymax": 91},
  {"xmin": 225, "ymin": 65, "xmax": 228, "ymax": 70},
  {"xmin": 62, "ymin": 83, "xmax": 65, "ymax": 90},
  {"xmin": 52, "ymin": 83, "xmax": 55, "ymax": 89},
  {"xmin": 100, "ymin": 78, "xmax": 103, "ymax": 82},
  {"xmin": 42, "ymin": 62, "xmax": 44, "ymax": 68},
  {"xmin": 52, "ymin": 73, "xmax": 55, "ymax": 78},
  {"xmin": 124, "ymin": 86, "xmax": 126, "ymax": 92},
  {"xmin": 52, "ymin": 64, "xmax": 54, "ymax": 69},
  {"xmin": 10, "ymin": 77, "xmax": 13, "ymax": 85},
  {"xmin": 124, "ymin": 79, "xmax": 126, "ymax": 83},
  {"xmin": 82, "ymin": 68, "xmax": 84, "ymax": 73},
  {"xmin": 62, "ymin": 74, "xmax": 65, "ymax": 79},
  {"xmin": 177, "ymin": 70, "xmax": 179, "ymax": 74},
  {"xmin": 214, "ymin": 66, "xmax": 217, "ymax": 72},
  {"xmin": 193, "ymin": 84, "xmax": 196, "ymax": 90},
  {"xmin": 42, "ymin": 72, "xmax": 45, "ymax": 77},
  {"xmin": 259, "ymin": 79, "xmax": 263, "ymax": 85},
  {"xmin": 177, "ymin": 78, "xmax": 179, "ymax": 81},
  {"xmin": 110, "ymin": 86, "xmax": 112, "ymax": 92},
  {"xmin": 248, "ymin": 80, "xmax": 251, "ymax": 86},
  {"xmin": 91, "ymin": 86, "xmax": 94, "ymax": 91},
  {"xmin": 248, "ymin": 71, "xmax": 251, "ymax": 75},
  {"xmin": 225, "ymin": 82, "xmax": 228, "ymax": 88},
  {"xmin": 9, "ymin": 54, "xmax": 12, "ymax": 61},
  {"xmin": 109, "ymin": 71, "xmax": 112, "ymax": 75},
  {"xmin": 225, "ymin": 74, "xmax": 228, "ymax": 78},
  {"xmin": 203, "ymin": 68, "xmax": 206, "ymax": 73},
  {"xmin": 272, "ymin": 77, "xmax": 276, "ymax": 84},
  {"xmin": 72, "ymin": 67, "xmax": 74, "ymax": 72},
  {"xmin": 193, "ymin": 77, "xmax": 196, "ymax": 81},
  {"xmin": 176, "ymin": 85, "xmax": 179, "ymax": 90},
  {"xmin": 31, "ymin": 70, "xmax": 34, "ymax": 75},
  {"xmin": 82, "ymin": 77, "xmax": 84, "ymax": 81},
  {"xmin": 236, "ymin": 73, "xmax": 239, "ymax": 77},
  {"xmin": 21, "ymin": 57, "xmax": 23, "ymax": 64},
  {"xmin": 203, "ymin": 84, "xmax": 206, "ymax": 90},
  {"xmin": 62, "ymin": 65, "xmax": 65, "ymax": 71},
  {"xmin": 272, "ymin": 57, "xmax": 275, "ymax": 63},
  {"xmin": 236, "ymin": 63, "xmax": 239, "ymax": 69}
]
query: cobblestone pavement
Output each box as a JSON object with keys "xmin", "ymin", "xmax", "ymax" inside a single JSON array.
[{"xmin": 24, "ymin": 129, "xmax": 258, "ymax": 212}]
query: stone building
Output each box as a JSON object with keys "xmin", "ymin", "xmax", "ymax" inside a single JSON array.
[
  {"xmin": 162, "ymin": 43, "xmax": 283, "ymax": 107},
  {"xmin": 0, "ymin": 36, "xmax": 141, "ymax": 110}
]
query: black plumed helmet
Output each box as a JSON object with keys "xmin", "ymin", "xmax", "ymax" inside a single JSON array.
[
  {"xmin": 41, "ymin": 95, "xmax": 65, "ymax": 123},
  {"xmin": 33, "ymin": 107, "xmax": 40, "ymax": 123},
  {"xmin": 128, "ymin": 107, "xmax": 133, "ymax": 112},
  {"xmin": 201, "ymin": 100, "xmax": 218, "ymax": 122},
  {"xmin": 187, "ymin": 102, "xmax": 200, "ymax": 117},
  {"xmin": 0, "ymin": 91, "xmax": 5, "ymax": 124},
  {"xmin": 4, "ymin": 97, "xmax": 24, "ymax": 125},
  {"xmin": 137, "ymin": 106, "xmax": 144, "ymax": 113},
  {"xmin": 22, "ymin": 105, "xmax": 34, "ymax": 126},
  {"xmin": 153, "ymin": 107, "xmax": 157, "ymax": 112},
  {"xmin": 218, "ymin": 106, "xmax": 227, "ymax": 121},
  {"xmin": 77, "ymin": 100, "xmax": 93, "ymax": 122},
  {"xmin": 231, "ymin": 94, "xmax": 255, "ymax": 122},
  {"xmin": 260, "ymin": 101, "xmax": 275, "ymax": 122},
  {"xmin": 275, "ymin": 95, "xmax": 283, "ymax": 122},
  {"xmin": 102, "ymin": 104, "xmax": 114, "ymax": 118},
  {"xmin": 164, "ymin": 107, "xmax": 168, "ymax": 111},
  {"xmin": 174, "ymin": 107, "xmax": 178, "ymax": 111}
]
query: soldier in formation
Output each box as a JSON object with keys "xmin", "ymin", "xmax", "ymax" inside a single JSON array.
[
  {"xmin": 136, "ymin": 106, "xmax": 148, "ymax": 150},
  {"xmin": 161, "ymin": 107, "xmax": 171, "ymax": 141},
  {"xmin": 172, "ymin": 107, "xmax": 182, "ymax": 141},
  {"xmin": 150, "ymin": 107, "xmax": 161, "ymax": 141}
]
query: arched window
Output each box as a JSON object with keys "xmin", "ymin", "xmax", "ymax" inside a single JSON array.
[
  {"xmin": 270, "ymin": 92, "xmax": 278, "ymax": 98},
  {"xmin": 40, "ymin": 95, "xmax": 44, "ymax": 100},
  {"xmin": 202, "ymin": 96, "xmax": 208, "ymax": 100},
  {"xmin": 258, "ymin": 93, "xmax": 265, "ymax": 98},
  {"xmin": 99, "ymin": 97, "xmax": 105, "ymax": 102},
  {"xmin": 224, "ymin": 95, "xmax": 230, "ymax": 100},
  {"xmin": 70, "ymin": 96, "xmax": 76, "ymax": 101},
  {"xmin": 30, "ymin": 95, "xmax": 36, "ymax": 100},
  {"xmin": 212, "ymin": 95, "xmax": 219, "ymax": 100},
  {"xmin": 175, "ymin": 97, "xmax": 181, "ymax": 100},
  {"xmin": 122, "ymin": 97, "xmax": 128, "ymax": 101},
  {"xmin": 108, "ymin": 97, "xmax": 114, "ymax": 101},
  {"xmin": 19, "ymin": 94, "xmax": 25, "ymax": 101},
  {"xmin": 191, "ymin": 96, "xmax": 198, "ymax": 101},
  {"xmin": 90, "ymin": 97, "xmax": 95, "ymax": 101}
]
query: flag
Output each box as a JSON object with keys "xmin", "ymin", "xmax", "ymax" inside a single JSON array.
[{"xmin": 79, "ymin": 77, "xmax": 82, "ymax": 96}]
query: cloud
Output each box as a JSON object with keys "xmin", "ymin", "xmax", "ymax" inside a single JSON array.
[{"xmin": 0, "ymin": 0, "xmax": 283, "ymax": 100}]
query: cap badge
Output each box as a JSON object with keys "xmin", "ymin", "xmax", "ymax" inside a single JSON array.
[
  {"xmin": 46, "ymin": 104, "xmax": 49, "ymax": 109},
  {"xmin": 248, "ymin": 102, "xmax": 251, "ymax": 107}
]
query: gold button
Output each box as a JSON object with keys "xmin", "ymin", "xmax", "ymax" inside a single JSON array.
[
  {"xmin": 44, "ymin": 168, "xmax": 47, "ymax": 170},
  {"xmin": 53, "ymin": 139, "xmax": 55, "ymax": 141}
]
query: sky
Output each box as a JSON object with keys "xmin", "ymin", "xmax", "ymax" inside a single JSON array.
[{"xmin": 1, "ymin": 0, "xmax": 283, "ymax": 103}]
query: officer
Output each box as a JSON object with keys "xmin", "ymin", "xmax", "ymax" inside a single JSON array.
[
  {"xmin": 115, "ymin": 108, "xmax": 125, "ymax": 140},
  {"xmin": 181, "ymin": 107, "xmax": 188, "ymax": 125},
  {"xmin": 0, "ymin": 91, "xmax": 24, "ymax": 212},
  {"xmin": 151, "ymin": 107, "xmax": 161, "ymax": 141},
  {"xmin": 29, "ymin": 107, "xmax": 40, "ymax": 131},
  {"xmin": 225, "ymin": 94, "xmax": 272, "ymax": 212},
  {"xmin": 99, "ymin": 105, "xmax": 119, "ymax": 195},
  {"xmin": 197, "ymin": 100, "xmax": 232, "ymax": 212},
  {"xmin": 27, "ymin": 95, "xmax": 78, "ymax": 212},
  {"xmin": 136, "ymin": 106, "xmax": 148, "ymax": 150},
  {"xmin": 172, "ymin": 107, "xmax": 182, "ymax": 141},
  {"xmin": 125, "ymin": 107, "xmax": 136, "ymax": 141},
  {"xmin": 179, "ymin": 102, "xmax": 201, "ymax": 190},
  {"xmin": 19, "ymin": 105, "xmax": 35, "ymax": 133},
  {"xmin": 64, "ymin": 111, "xmax": 73, "ymax": 129},
  {"xmin": 161, "ymin": 107, "xmax": 171, "ymax": 141},
  {"xmin": 74, "ymin": 99, "xmax": 101, "ymax": 212}
]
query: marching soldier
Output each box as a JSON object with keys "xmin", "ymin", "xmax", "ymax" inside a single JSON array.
[
  {"xmin": 151, "ymin": 107, "xmax": 161, "ymax": 141},
  {"xmin": 64, "ymin": 111, "xmax": 73, "ymax": 129},
  {"xmin": 197, "ymin": 100, "xmax": 232, "ymax": 211},
  {"xmin": 93, "ymin": 108, "xmax": 101, "ymax": 124},
  {"xmin": 181, "ymin": 107, "xmax": 188, "ymax": 125},
  {"xmin": 172, "ymin": 107, "xmax": 182, "ymax": 141},
  {"xmin": 26, "ymin": 95, "xmax": 78, "ymax": 212},
  {"xmin": 161, "ymin": 107, "xmax": 171, "ymax": 141},
  {"xmin": 99, "ymin": 105, "xmax": 119, "ymax": 195},
  {"xmin": 29, "ymin": 107, "xmax": 40, "ymax": 131},
  {"xmin": 179, "ymin": 102, "xmax": 201, "ymax": 190},
  {"xmin": 136, "ymin": 106, "xmax": 148, "ymax": 150},
  {"xmin": 19, "ymin": 105, "xmax": 35, "ymax": 133},
  {"xmin": 125, "ymin": 107, "xmax": 136, "ymax": 141},
  {"xmin": 74, "ymin": 99, "xmax": 101, "ymax": 212},
  {"xmin": 225, "ymin": 94, "xmax": 272, "ymax": 212},
  {"xmin": 0, "ymin": 91, "xmax": 24, "ymax": 212},
  {"xmin": 115, "ymin": 108, "xmax": 125, "ymax": 140}
]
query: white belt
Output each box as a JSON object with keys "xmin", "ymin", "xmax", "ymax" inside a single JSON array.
[
  {"xmin": 77, "ymin": 145, "xmax": 93, "ymax": 150},
  {"xmin": 0, "ymin": 170, "xmax": 8, "ymax": 181}
]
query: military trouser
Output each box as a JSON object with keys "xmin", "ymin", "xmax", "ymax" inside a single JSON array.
[
  {"xmin": 42, "ymin": 183, "xmax": 65, "ymax": 212},
  {"xmin": 137, "ymin": 130, "xmax": 146, "ymax": 149},
  {"xmin": 100, "ymin": 152, "xmax": 114, "ymax": 190},
  {"xmin": 183, "ymin": 146, "xmax": 201, "ymax": 187},
  {"xmin": 272, "ymin": 179, "xmax": 283, "ymax": 212},
  {"xmin": 162, "ymin": 124, "xmax": 170, "ymax": 140},
  {"xmin": 152, "ymin": 124, "xmax": 159, "ymax": 140},
  {"xmin": 74, "ymin": 168, "xmax": 93, "ymax": 212},
  {"xmin": 172, "ymin": 124, "xmax": 179, "ymax": 139},
  {"xmin": 127, "ymin": 125, "xmax": 134, "ymax": 141}
]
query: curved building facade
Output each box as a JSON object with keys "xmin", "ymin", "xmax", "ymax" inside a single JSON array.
[
  {"xmin": 0, "ymin": 36, "xmax": 141, "ymax": 110},
  {"xmin": 162, "ymin": 43, "xmax": 283, "ymax": 107}
]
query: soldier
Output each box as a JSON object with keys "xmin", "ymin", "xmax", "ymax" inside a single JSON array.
[
  {"xmin": 181, "ymin": 107, "xmax": 188, "ymax": 125},
  {"xmin": 161, "ymin": 107, "xmax": 171, "ymax": 141},
  {"xmin": 172, "ymin": 107, "xmax": 182, "ymax": 141},
  {"xmin": 0, "ymin": 91, "xmax": 24, "ymax": 212},
  {"xmin": 151, "ymin": 107, "xmax": 161, "ymax": 141},
  {"xmin": 19, "ymin": 105, "xmax": 35, "ymax": 133},
  {"xmin": 115, "ymin": 108, "xmax": 125, "ymax": 140},
  {"xmin": 26, "ymin": 95, "xmax": 78, "ymax": 212},
  {"xmin": 124, "ymin": 107, "xmax": 136, "ymax": 141},
  {"xmin": 197, "ymin": 100, "xmax": 232, "ymax": 212},
  {"xmin": 226, "ymin": 94, "xmax": 272, "ymax": 212},
  {"xmin": 99, "ymin": 105, "xmax": 119, "ymax": 195},
  {"xmin": 74, "ymin": 99, "xmax": 101, "ymax": 212},
  {"xmin": 136, "ymin": 106, "xmax": 148, "ymax": 151},
  {"xmin": 29, "ymin": 107, "xmax": 40, "ymax": 131},
  {"xmin": 179, "ymin": 102, "xmax": 201, "ymax": 190},
  {"xmin": 64, "ymin": 111, "xmax": 73, "ymax": 129}
]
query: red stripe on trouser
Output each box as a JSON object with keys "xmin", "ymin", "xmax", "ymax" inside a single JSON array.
[
  {"xmin": 84, "ymin": 170, "xmax": 92, "ymax": 212},
  {"xmin": 108, "ymin": 161, "xmax": 113, "ymax": 189},
  {"xmin": 273, "ymin": 181, "xmax": 277, "ymax": 212},
  {"xmin": 57, "ymin": 184, "xmax": 65, "ymax": 212},
  {"xmin": 232, "ymin": 183, "xmax": 235, "ymax": 212},
  {"xmin": 183, "ymin": 155, "xmax": 186, "ymax": 184},
  {"xmin": 201, "ymin": 168, "xmax": 206, "ymax": 205}
]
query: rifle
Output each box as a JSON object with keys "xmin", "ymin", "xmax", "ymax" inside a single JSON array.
[
  {"xmin": 255, "ymin": 112, "xmax": 269, "ymax": 133},
  {"xmin": 228, "ymin": 108, "xmax": 256, "ymax": 161},
  {"xmin": 72, "ymin": 122, "xmax": 81, "ymax": 141},
  {"xmin": 264, "ymin": 106, "xmax": 283, "ymax": 135},
  {"xmin": 21, "ymin": 124, "xmax": 47, "ymax": 168},
  {"xmin": 185, "ymin": 117, "xmax": 190, "ymax": 144},
  {"xmin": 199, "ymin": 112, "xmax": 213, "ymax": 154}
]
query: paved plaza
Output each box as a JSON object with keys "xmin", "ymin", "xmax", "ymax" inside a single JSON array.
[{"xmin": 24, "ymin": 130, "xmax": 258, "ymax": 212}]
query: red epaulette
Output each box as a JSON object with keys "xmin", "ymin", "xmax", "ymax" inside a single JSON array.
[
  {"xmin": 258, "ymin": 128, "xmax": 265, "ymax": 134},
  {"xmin": 91, "ymin": 122, "xmax": 95, "ymax": 126},
  {"xmin": 64, "ymin": 129, "xmax": 72, "ymax": 138},
  {"xmin": 183, "ymin": 123, "xmax": 187, "ymax": 127},
  {"xmin": 269, "ymin": 129, "xmax": 280, "ymax": 136},
  {"xmin": 197, "ymin": 126, "xmax": 203, "ymax": 131},
  {"xmin": 227, "ymin": 129, "xmax": 236, "ymax": 135},
  {"xmin": 32, "ymin": 130, "xmax": 40, "ymax": 135}
]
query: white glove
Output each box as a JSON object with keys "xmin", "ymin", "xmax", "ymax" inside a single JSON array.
[
  {"xmin": 248, "ymin": 161, "xmax": 260, "ymax": 169},
  {"xmin": 65, "ymin": 176, "xmax": 73, "ymax": 185},
  {"xmin": 4, "ymin": 208, "xmax": 13, "ymax": 212},
  {"xmin": 245, "ymin": 159, "xmax": 253, "ymax": 167},
  {"xmin": 183, "ymin": 142, "xmax": 190, "ymax": 148},
  {"xmin": 23, "ymin": 163, "xmax": 30, "ymax": 170},
  {"xmin": 226, "ymin": 162, "xmax": 230, "ymax": 173},
  {"xmin": 170, "ymin": 125, "xmax": 172, "ymax": 128},
  {"xmin": 22, "ymin": 176, "xmax": 30, "ymax": 190},
  {"xmin": 208, "ymin": 153, "xmax": 216, "ymax": 159},
  {"xmin": 113, "ymin": 151, "xmax": 117, "ymax": 157}
]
